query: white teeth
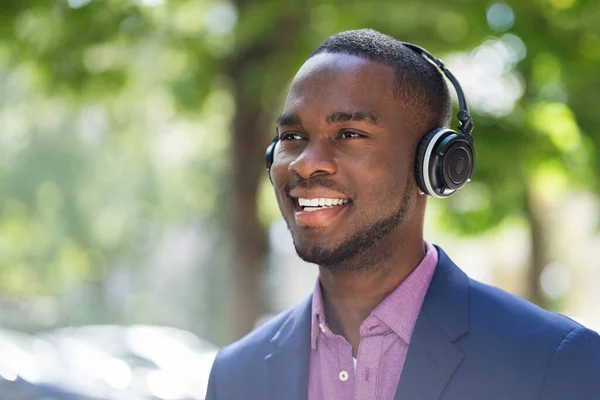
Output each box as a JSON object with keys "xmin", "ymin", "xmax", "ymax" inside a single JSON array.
[{"xmin": 297, "ymin": 198, "xmax": 348, "ymax": 208}]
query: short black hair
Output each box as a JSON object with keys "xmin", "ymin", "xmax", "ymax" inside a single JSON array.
[{"xmin": 310, "ymin": 29, "xmax": 452, "ymax": 134}]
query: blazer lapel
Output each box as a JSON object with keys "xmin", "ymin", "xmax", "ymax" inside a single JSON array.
[
  {"xmin": 265, "ymin": 296, "xmax": 312, "ymax": 400},
  {"xmin": 394, "ymin": 246, "xmax": 470, "ymax": 400}
]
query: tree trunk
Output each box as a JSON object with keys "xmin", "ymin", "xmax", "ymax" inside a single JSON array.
[
  {"xmin": 227, "ymin": 3, "xmax": 307, "ymax": 340},
  {"xmin": 523, "ymin": 184, "xmax": 550, "ymax": 309},
  {"xmin": 229, "ymin": 75, "xmax": 267, "ymax": 340}
]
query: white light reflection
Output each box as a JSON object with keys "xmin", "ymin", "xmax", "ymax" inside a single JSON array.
[
  {"xmin": 58, "ymin": 338, "xmax": 132, "ymax": 391},
  {"xmin": 501, "ymin": 34, "xmax": 527, "ymax": 62},
  {"xmin": 122, "ymin": 326, "xmax": 218, "ymax": 398},
  {"xmin": 147, "ymin": 369, "xmax": 190, "ymax": 400},
  {"xmin": 446, "ymin": 36, "xmax": 526, "ymax": 116},
  {"xmin": 0, "ymin": 365, "xmax": 17, "ymax": 382},
  {"xmin": 204, "ymin": 2, "xmax": 238, "ymax": 36},
  {"xmin": 541, "ymin": 262, "xmax": 572, "ymax": 301},
  {"xmin": 103, "ymin": 358, "xmax": 132, "ymax": 390},
  {"xmin": 0, "ymin": 343, "xmax": 42, "ymax": 384}
]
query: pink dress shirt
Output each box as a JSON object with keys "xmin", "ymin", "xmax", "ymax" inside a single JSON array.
[{"xmin": 308, "ymin": 241, "xmax": 438, "ymax": 400}]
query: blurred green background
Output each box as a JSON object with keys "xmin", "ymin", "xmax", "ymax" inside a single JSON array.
[{"xmin": 1, "ymin": 0, "xmax": 599, "ymax": 347}]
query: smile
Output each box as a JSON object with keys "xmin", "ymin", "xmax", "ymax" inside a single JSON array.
[
  {"xmin": 293, "ymin": 197, "xmax": 351, "ymax": 227},
  {"xmin": 298, "ymin": 197, "xmax": 349, "ymax": 211}
]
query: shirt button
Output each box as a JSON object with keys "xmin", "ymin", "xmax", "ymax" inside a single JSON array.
[{"xmin": 339, "ymin": 370, "xmax": 349, "ymax": 382}]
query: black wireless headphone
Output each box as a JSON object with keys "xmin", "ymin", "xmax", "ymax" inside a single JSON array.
[{"xmin": 265, "ymin": 41, "xmax": 475, "ymax": 198}]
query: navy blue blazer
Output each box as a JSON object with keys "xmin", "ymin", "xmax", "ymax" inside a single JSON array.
[{"xmin": 206, "ymin": 246, "xmax": 600, "ymax": 400}]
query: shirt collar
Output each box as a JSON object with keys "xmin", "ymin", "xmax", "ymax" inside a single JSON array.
[
  {"xmin": 310, "ymin": 241, "xmax": 438, "ymax": 349},
  {"xmin": 371, "ymin": 240, "xmax": 438, "ymax": 344},
  {"xmin": 310, "ymin": 278, "xmax": 326, "ymax": 350}
]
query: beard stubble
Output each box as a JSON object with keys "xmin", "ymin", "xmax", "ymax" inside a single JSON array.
[{"xmin": 289, "ymin": 178, "xmax": 414, "ymax": 271}]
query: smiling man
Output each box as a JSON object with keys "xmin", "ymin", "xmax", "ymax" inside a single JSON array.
[{"xmin": 206, "ymin": 29, "xmax": 600, "ymax": 400}]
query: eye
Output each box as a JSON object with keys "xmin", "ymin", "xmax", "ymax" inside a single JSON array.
[
  {"xmin": 340, "ymin": 130, "xmax": 364, "ymax": 139},
  {"xmin": 280, "ymin": 132, "xmax": 305, "ymax": 141}
]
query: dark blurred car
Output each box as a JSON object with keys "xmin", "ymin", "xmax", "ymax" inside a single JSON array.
[
  {"xmin": 38, "ymin": 325, "xmax": 218, "ymax": 400},
  {"xmin": 0, "ymin": 327, "xmax": 102, "ymax": 400}
]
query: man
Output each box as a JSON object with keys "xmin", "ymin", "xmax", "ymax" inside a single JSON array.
[{"xmin": 206, "ymin": 29, "xmax": 600, "ymax": 400}]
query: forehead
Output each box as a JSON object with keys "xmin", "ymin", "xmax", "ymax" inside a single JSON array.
[{"xmin": 283, "ymin": 53, "xmax": 399, "ymax": 118}]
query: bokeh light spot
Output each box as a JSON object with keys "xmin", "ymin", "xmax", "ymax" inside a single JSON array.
[
  {"xmin": 137, "ymin": 0, "xmax": 164, "ymax": 6},
  {"xmin": 204, "ymin": 2, "xmax": 238, "ymax": 37},
  {"xmin": 67, "ymin": 0, "xmax": 91, "ymax": 8},
  {"xmin": 541, "ymin": 262, "xmax": 571, "ymax": 300},
  {"xmin": 487, "ymin": 3, "xmax": 515, "ymax": 32},
  {"xmin": 546, "ymin": 0, "xmax": 576, "ymax": 10}
]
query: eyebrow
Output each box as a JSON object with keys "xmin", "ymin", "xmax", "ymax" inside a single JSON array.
[
  {"xmin": 326, "ymin": 111, "xmax": 378, "ymax": 125},
  {"xmin": 277, "ymin": 111, "xmax": 378, "ymax": 127},
  {"xmin": 277, "ymin": 114, "xmax": 302, "ymax": 127}
]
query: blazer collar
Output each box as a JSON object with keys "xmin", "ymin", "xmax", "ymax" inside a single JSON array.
[
  {"xmin": 265, "ymin": 295, "xmax": 312, "ymax": 400},
  {"xmin": 394, "ymin": 245, "xmax": 470, "ymax": 400},
  {"xmin": 263, "ymin": 246, "xmax": 470, "ymax": 400}
]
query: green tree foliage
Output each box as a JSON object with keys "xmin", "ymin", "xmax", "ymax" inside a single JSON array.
[{"xmin": 1, "ymin": 0, "xmax": 599, "ymax": 340}]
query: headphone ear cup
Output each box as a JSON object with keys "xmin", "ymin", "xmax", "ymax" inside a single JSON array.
[
  {"xmin": 265, "ymin": 141, "xmax": 276, "ymax": 171},
  {"xmin": 265, "ymin": 137, "xmax": 279, "ymax": 184},
  {"xmin": 415, "ymin": 128, "xmax": 444, "ymax": 196},
  {"xmin": 415, "ymin": 128, "xmax": 475, "ymax": 198},
  {"xmin": 439, "ymin": 135, "xmax": 474, "ymax": 193}
]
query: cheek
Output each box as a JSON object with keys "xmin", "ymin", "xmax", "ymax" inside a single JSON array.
[
  {"xmin": 270, "ymin": 157, "xmax": 288, "ymax": 191},
  {"xmin": 270, "ymin": 143, "xmax": 304, "ymax": 188},
  {"xmin": 270, "ymin": 156, "xmax": 295, "ymax": 209},
  {"xmin": 352, "ymin": 152, "xmax": 410, "ymax": 205}
]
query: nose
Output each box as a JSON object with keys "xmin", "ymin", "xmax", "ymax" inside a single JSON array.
[{"xmin": 288, "ymin": 138, "xmax": 337, "ymax": 179}]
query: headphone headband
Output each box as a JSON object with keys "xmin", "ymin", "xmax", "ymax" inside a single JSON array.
[{"xmin": 400, "ymin": 42, "xmax": 474, "ymax": 136}]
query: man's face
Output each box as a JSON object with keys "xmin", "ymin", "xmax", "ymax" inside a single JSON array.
[{"xmin": 271, "ymin": 53, "xmax": 418, "ymax": 269}]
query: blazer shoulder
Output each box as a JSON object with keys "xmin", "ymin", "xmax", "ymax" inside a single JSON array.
[
  {"xmin": 207, "ymin": 298, "xmax": 311, "ymax": 399},
  {"xmin": 433, "ymin": 246, "xmax": 585, "ymax": 339},
  {"xmin": 214, "ymin": 295, "xmax": 311, "ymax": 368},
  {"xmin": 207, "ymin": 298, "xmax": 312, "ymax": 399},
  {"xmin": 540, "ymin": 326, "xmax": 600, "ymax": 399},
  {"xmin": 218, "ymin": 306, "xmax": 295, "ymax": 363}
]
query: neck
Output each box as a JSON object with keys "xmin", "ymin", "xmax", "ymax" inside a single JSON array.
[{"xmin": 318, "ymin": 230, "xmax": 426, "ymax": 357}]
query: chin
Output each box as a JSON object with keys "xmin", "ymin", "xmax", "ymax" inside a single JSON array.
[
  {"xmin": 294, "ymin": 244, "xmax": 331, "ymax": 266},
  {"xmin": 292, "ymin": 236, "xmax": 355, "ymax": 267},
  {"xmin": 291, "ymin": 234, "xmax": 329, "ymax": 262},
  {"xmin": 290, "ymin": 205, "xmax": 409, "ymax": 269}
]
